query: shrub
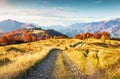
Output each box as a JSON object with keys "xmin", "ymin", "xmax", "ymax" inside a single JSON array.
[
  {"xmin": 64, "ymin": 47, "xmax": 68, "ymax": 50},
  {"xmin": 82, "ymin": 52, "xmax": 87, "ymax": 57},
  {"xmin": 100, "ymin": 35, "xmax": 105, "ymax": 43},
  {"xmin": 5, "ymin": 47, "xmax": 24, "ymax": 52},
  {"xmin": 0, "ymin": 57, "xmax": 11, "ymax": 66}
]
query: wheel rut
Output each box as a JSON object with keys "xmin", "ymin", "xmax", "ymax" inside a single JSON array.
[{"xmin": 25, "ymin": 49, "xmax": 57, "ymax": 79}]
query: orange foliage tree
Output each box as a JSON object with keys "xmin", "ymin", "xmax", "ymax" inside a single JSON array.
[
  {"xmin": 101, "ymin": 31, "xmax": 110, "ymax": 39},
  {"xmin": 0, "ymin": 36, "xmax": 8, "ymax": 45},
  {"xmin": 93, "ymin": 32, "xmax": 101, "ymax": 39},
  {"xmin": 23, "ymin": 33, "xmax": 32, "ymax": 42}
]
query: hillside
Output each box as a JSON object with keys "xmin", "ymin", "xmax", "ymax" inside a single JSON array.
[{"xmin": 0, "ymin": 28, "xmax": 68, "ymax": 46}]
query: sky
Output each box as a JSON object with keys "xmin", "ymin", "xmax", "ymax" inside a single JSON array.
[{"xmin": 0, "ymin": 0, "xmax": 120, "ymax": 26}]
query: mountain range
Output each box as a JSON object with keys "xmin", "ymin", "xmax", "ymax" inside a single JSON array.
[
  {"xmin": 44, "ymin": 18, "xmax": 120, "ymax": 37},
  {"xmin": 0, "ymin": 18, "xmax": 120, "ymax": 37}
]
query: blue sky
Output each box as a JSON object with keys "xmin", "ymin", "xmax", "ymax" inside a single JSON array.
[{"xmin": 0, "ymin": 0, "xmax": 120, "ymax": 26}]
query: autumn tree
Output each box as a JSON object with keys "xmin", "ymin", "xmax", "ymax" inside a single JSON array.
[
  {"xmin": 45, "ymin": 34, "xmax": 50, "ymax": 39},
  {"xmin": 93, "ymin": 32, "xmax": 101, "ymax": 39},
  {"xmin": 5, "ymin": 33, "xmax": 15, "ymax": 44},
  {"xmin": 0, "ymin": 36, "xmax": 7, "ymax": 45},
  {"xmin": 86, "ymin": 32, "xmax": 93, "ymax": 38},
  {"xmin": 23, "ymin": 33, "xmax": 32, "ymax": 42},
  {"xmin": 100, "ymin": 35, "xmax": 105, "ymax": 43},
  {"xmin": 31, "ymin": 34, "xmax": 37, "ymax": 41},
  {"xmin": 101, "ymin": 31, "xmax": 110, "ymax": 39}
]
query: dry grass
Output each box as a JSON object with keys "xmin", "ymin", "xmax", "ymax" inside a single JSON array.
[
  {"xmin": 65, "ymin": 48, "xmax": 86, "ymax": 72},
  {"xmin": 0, "ymin": 39, "xmax": 80, "ymax": 79},
  {"xmin": 51, "ymin": 53, "xmax": 67, "ymax": 79},
  {"xmin": 31, "ymin": 30, "xmax": 44, "ymax": 34},
  {"xmin": 98, "ymin": 49, "xmax": 120, "ymax": 79},
  {"xmin": 65, "ymin": 38, "xmax": 120, "ymax": 78},
  {"xmin": 0, "ymin": 48, "xmax": 50, "ymax": 79},
  {"xmin": 0, "ymin": 38, "xmax": 120, "ymax": 79}
]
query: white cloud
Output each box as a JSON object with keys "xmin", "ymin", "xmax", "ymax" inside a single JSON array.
[{"xmin": 0, "ymin": 1, "xmax": 114, "ymax": 26}]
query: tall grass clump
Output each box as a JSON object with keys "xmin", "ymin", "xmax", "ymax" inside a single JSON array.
[{"xmin": 0, "ymin": 48, "xmax": 51, "ymax": 79}]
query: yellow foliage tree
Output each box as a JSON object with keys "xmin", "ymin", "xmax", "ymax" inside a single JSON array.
[{"xmin": 100, "ymin": 35, "xmax": 105, "ymax": 43}]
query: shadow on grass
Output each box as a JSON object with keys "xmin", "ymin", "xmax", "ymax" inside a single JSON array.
[
  {"xmin": 109, "ymin": 44, "xmax": 120, "ymax": 48},
  {"xmin": 92, "ymin": 43, "xmax": 109, "ymax": 48},
  {"xmin": 70, "ymin": 42, "xmax": 82, "ymax": 47},
  {"xmin": 91, "ymin": 42, "xmax": 120, "ymax": 48},
  {"xmin": 0, "ymin": 57, "xmax": 11, "ymax": 66}
]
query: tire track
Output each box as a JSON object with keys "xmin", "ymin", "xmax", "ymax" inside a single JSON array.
[
  {"xmin": 25, "ymin": 49, "xmax": 57, "ymax": 79},
  {"xmin": 25, "ymin": 49, "xmax": 86, "ymax": 79}
]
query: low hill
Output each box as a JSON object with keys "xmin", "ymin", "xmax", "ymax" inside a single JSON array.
[{"xmin": 0, "ymin": 28, "xmax": 68, "ymax": 46}]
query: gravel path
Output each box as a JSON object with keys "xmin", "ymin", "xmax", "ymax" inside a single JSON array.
[{"xmin": 25, "ymin": 50, "xmax": 57, "ymax": 79}]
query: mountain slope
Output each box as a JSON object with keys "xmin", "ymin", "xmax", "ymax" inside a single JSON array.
[
  {"xmin": 57, "ymin": 18, "xmax": 120, "ymax": 37},
  {"xmin": 0, "ymin": 19, "xmax": 36, "ymax": 32},
  {"xmin": 41, "ymin": 25, "xmax": 65, "ymax": 31}
]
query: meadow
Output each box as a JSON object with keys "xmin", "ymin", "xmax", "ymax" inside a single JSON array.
[{"xmin": 0, "ymin": 38, "xmax": 120, "ymax": 79}]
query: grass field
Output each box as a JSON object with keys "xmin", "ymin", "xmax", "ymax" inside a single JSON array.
[{"xmin": 0, "ymin": 38, "xmax": 120, "ymax": 79}]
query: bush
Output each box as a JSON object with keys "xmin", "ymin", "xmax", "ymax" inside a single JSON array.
[
  {"xmin": 82, "ymin": 52, "xmax": 87, "ymax": 57},
  {"xmin": 5, "ymin": 47, "xmax": 24, "ymax": 52},
  {"xmin": 100, "ymin": 35, "xmax": 106, "ymax": 43},
  {"xmin": 64, "ymin": 47, "xmax": 68, "ymax": 50},
  {"xmin": 0, "ymin": 57, "xmax": 11, "ymax": 66}
]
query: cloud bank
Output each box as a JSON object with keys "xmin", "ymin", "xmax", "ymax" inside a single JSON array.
[{"xmin": 0, "ymin": 0, "xmax": 118, "ymax": 26}]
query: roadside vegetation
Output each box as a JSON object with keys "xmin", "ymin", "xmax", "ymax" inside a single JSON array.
[{"xmin": 64, "ymin": 38, "xmax": 120, "ymax": 79}]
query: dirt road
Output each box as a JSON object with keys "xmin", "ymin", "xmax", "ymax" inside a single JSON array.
[
  {"xmin": 24, "ymin": 49, "xmax": 86, "ymax": 79},
  {"xmin": 25, "ymin": 49, "xmax": 57, "ymax": 79}
]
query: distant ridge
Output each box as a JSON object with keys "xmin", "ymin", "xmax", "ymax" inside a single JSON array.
[
  {"xmin": 41, "ymin": 18, "xmax": 120, "ymax": 37},
  {"xmin": 0, "ymin": 18, "xmax": 120, "ymax": 37},
  {"xmin": 0, "ymin": 19, "xmax": 36, "ymax": 32},
  {"xmin": 57, "ymin": 18, "xmax": 120, "ymax": 37}
]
